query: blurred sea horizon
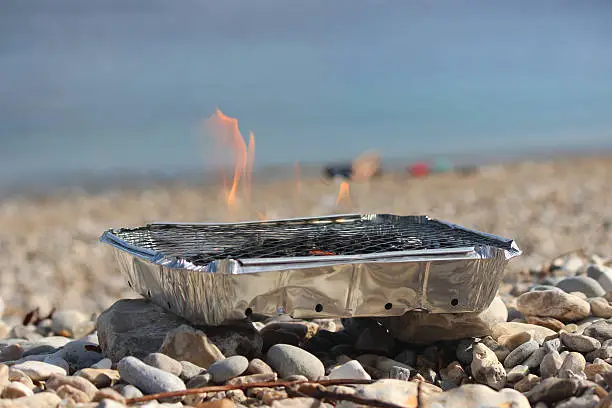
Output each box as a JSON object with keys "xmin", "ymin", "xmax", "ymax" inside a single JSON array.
[{"xmin": 2, "ymin": 0, "xmax": 612, "ymax": 196}]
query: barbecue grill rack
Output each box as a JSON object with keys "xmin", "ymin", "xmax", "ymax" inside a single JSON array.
[{"xmin": 101, "ymin": 214, "xmax": 521, "ymax": 325}]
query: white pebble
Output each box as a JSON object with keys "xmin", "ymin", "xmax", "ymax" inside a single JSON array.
[{"xmin": 328, "ymin": 360, "xmax": 371, "ymax": 380}]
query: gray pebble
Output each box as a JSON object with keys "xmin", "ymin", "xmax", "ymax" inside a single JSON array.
[
  {"xmin": 523, "ymin": 346, "xmax": 548, "ymax": 369},
  {"xmin": 560, "ymin": 332, "xmax": 601, "ymax": 353},
  {"xmin": 50, "ymin": 310, "xmax": 90, "ymax": 337},
  {"xmin": 179, "ymin": 360, "xmax": 204, "ymax": 381},
  {"xmin": 555, "ymin": 394, "xmax": 600, "ymax": 408},
  {"xmin": 186, "ymin": 373, "xmax": 212, "ymax": 389},
  {"xmin": 504, "ymin": 339, "xmax": 539, "ymax": 368},
  {"xmin": 266, "ymin": 344, "xmax": 324, "ymax": 380},
  {"xmin": 556, "ymin": 276, "xmax": 606, "ymax": 298},
  {"xmin": 22, "ymin": 345, "xmax": 57, "ymax": 357},
  {"xmin": 120, "ymin": 384, "xmax": 144, "ymax": 399},
  {"xmin": 530, "ymin": 285, "xmax": 562, "ymax": 292},
  {"xmin": 456, "ymin": 339, "xmax": 475, "ymax": 365},
  {"xmin": 387, "ymin": 365, "xmax": 411, "ymax": 381},
  {"xmin": 543, "ymin": 338, "xmax": 563, "ymax": 353},
  {"xmin": 506, "ymin": 365, "xmax": 529, "ymax": 382},
  {"xmin": 143, "ymin": 353, "xmax": 183, "ymax": 376},
  {"xmin": 59, "ymin": 340, "xmax": 103, "ymax": 372},
  {"xmin": 208, "ymin": 355, "xmax": 249, "ymax": 384},
  {"xmin": 118, "ymin": 356, "xmax": 186, "ymax": 394},
  {"xmin": 586, "ymin": 347, "xmax": 612, "ymax": 362},
  {"xmin": 558, "ymin": 352, "xmax": 586, "ymax": 379},
  {"xmin": 540, "ymin": 350, "xmax": 563, "ymax": 378},
  {"xmin": 439, "ymin": 380, "xmax": 458, "ymax": 391},
  {"xmin": 584, "ymin": 321, "xmax": 612, "ymax": 342}
]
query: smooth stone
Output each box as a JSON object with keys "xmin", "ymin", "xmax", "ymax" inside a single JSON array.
[
  {"xmin": 346, "ymin": 379, "xmax": 442, "ymax": 407},
  {"xmin": 491, "ymin": 322, "xmax": 556, "ymax": 345},
  {"xmin": 7, "ymin": 368, "xmax": 33, "ymax": 388},
  {"xmin": 11, "ymin": 360, "xmax": 66, "ymax": 380},
  {"xmin": 46, "ymin": 373, "xmax": 98, "ymax": 398},
  {"xmin": 588, "ymin": 264, "xmax": 612, "ymax": 292},
  {"xmin": 120, "ymin": 384, "xmax": 144, "ymax": 399},
  {"xmin": 0, "ymin": 392, "xmax": 61, "ymax": 408},
  {"xmin": 143, "ymin": 353, "xmax": 183, "ymax": 376},
  {"xmin": 186, "ymin": 373, "xmax": 212, "ymax": 388},
  {"xmin": 517, "ymin": 290, "xmax": 591, "ymax": 322},
  {"xmin": 387, "ymin": 365, "xmax": 411, "ymax": 381},
  {"xmin": 558, "ymin": 352, "xmax": 587, "ymax": 379},
  {"xmin": 560, "ymin": 332, "xmax": 601, "ymax": 353},
  {"xmin": 514, "ymin": 374, "xmax": 541, "ymax": 392},
  {"xmin": 208, "ymin": 356, "xmax": 249, "ymax": 384},
  {"xmin": 246, "ymin": 358, "xmax": 273, "ymax": 375},
  {"xmin": 21, "ymin": 345, "xmax": 56, "ymax": 358},
  {"xmin": 158, "ymin": 325, "xmax": 225, "ymax": 369},
  {"xmin": 50, "ymin": 310, "xmax": 91, "ymax": 338},
  {"xmin": 584, "ymin": 321, "xmax": 612, "ymax": 342},
  {"xmin": 91, "ymin": 357, "xmax": 112, "ymax": 369},
  {"xmin": 117, "ymin": 356, "xmax": 186, "ymax": 395},
  {"xmin": 544, "ymin": 337, "xmax": 563, "ymax": 352},
  {"xmin": 0, "ymin": 364, "xmax": 8, "ymax": 388},
  {"xmin": 42, "ymin": 353, "xmax": 69, "ymax": 372},
  {"xmin": 589, "ymin": 298, "xmax": 612, "ymax": 318},
  {"xmin": 585, "ymin": 359, "xmax": 612, "ymax": 380},
  {"xmin": 507, "ymin": 365, "xmax": 530, "ymax": 382},
  {"xmin": 524, "ymin": 347, "xmax": 548, "ymax": 370},
  {"xmin": 92, "ymin": 387, "xmax": 126, "ymax": 404},
  {"xmin": 525, "ymin": 316, "xmax": 566, "ymax": 332},
  {"xmin": 428, "ymin": 384, "xmax": 530, "ymax": 408},
  {"xmin": 226, "ymin": 372, "xmax": 277, "ymax": 386},
  {"xmin": 540, "ymin": 350, "xmax": 564, "ymax": 378},
  {"xmin": 525, "ymin": 377, "xmax": 588, "ymax": 404},
  {"xmin": 471, "ymin": 343, "xmax": 506, "ymax": 390},
  {"xmin": 504, "ymin": 340, "xmax": 539, "ymax": 368},
  {"xmin": 266, "ymin": 344, "xmax": 324, "ymax": 380},
  {"xmin": 270, "ymin": 397, "xmax": 329, "ymax": 408},
  {"xmin": 56, "ymin": 383, "xmax": 90, "ymax": 403},
  {"xmin": 2, "ymin": 381, "xmax": 34, "ymax": 398},
  {"xmin": 328, "ymin": 360, "xmax": 371, "ymax": 380},
  {"xmin": 556, "ymin": 276, "xmax": 606, "ymax": 298},
  {"xmin": 75, "ymin": 368, "xmax": 120, "ymax": 388},
  {"xmin": 480, "ymin": 336, "xmax": 510, "ymax": 362},
  {"xmin": 59, "ymin": 339, "xmax": 103, "ymax": 372},
  {"xmin": 379, "ymin": 296, "xmax": 507, "ymax": 344},
  {"xmin": 497, "ymin": 331, "xmax": 533, "ymax": 351},
  {"xmin": 556, "ymin": 394, "xmax": 600, "ymax": 408},
  {"xmin": 529, "ymin": 285, "xmax": 563, "ymax": 292},
  {"xmin": 179, "ymin": 360, "xmax": 204, "ymax": 380},
  {"xmin": 439, "ymin": 361, "xmax": 467, "ymax": 386},
  {"xmin": 0, "ymin": 345, "xmax": 23, "ymax": 363},
  {"xmin": 356, "ymin": 354, "xmax": 413, "ymax": 374}
]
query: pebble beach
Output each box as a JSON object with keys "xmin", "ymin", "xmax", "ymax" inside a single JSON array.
[{"xmin": 1, "ymin": 154, "xmax": 612, "ymax": 407}]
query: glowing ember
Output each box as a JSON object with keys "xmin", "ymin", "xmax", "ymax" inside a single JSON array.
[
  {"xmin": 204, "ymin": 109, "xmax": 255, "ymax": 207},
  {"xmin": 336, "ymin": 181, "xmax": 352, "ymax": 207}
]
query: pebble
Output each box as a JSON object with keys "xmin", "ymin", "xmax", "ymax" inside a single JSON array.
[
  {"xmin": 556, "ymin": 276, "xmax": 606, "ymax": 298},
  {"xmin": 226, "ymin": 372, "xmax": 277, "ymax": 386},
  {"xmin": 514, "ymin": 374, "xmax": 541, "ymax": 392},
  {"xmin": 56, "ymin": 383, "xmax": 90, "ymax": 403},
  {"xmin": 120, "ymin": 384, "xmax": 144, "ymax": 399},
  {"xmin": 497, "ymin": 331, "xmax": 532, "ymax": 350},
  {"xmin": 117, "ymin": 356, "xmax": 186, "ymax": 395},
  {"xmin": 540, "ymin": 350, "xmax": 564, "ymax": 378},
  {"xmin": 11, "ymin": 360, "xmax": 66, "ymax": 380},
  {"xmin": 0, "ymin": 391, "xmax": 61, "ymax": 407},
  {"xmin": 585, "ymin": 359, "xmax": 612, "ymax": 380},
  {"xmin": 328, "ymin": 360, "xmax": 371, "ymax": 380},
  {"xmin": 491, "ymin": 322, "xmax": 556, "ymax": 344},
  {"xmin": 525, "ymin": 377, "xmax": 586, "ymax": 404},
  {"xmin": 556, "ymin": 394, "xmax": 600, "ymax": 408},
  {"xmin": 525, "ymin": 316, "xmax": 566, "ymax": 331},
  {"xmin": 158, "ymin": 324, "xmax": 225, "ymax": 369},
  {"xmin": 584, "ymin": 321, "xmax": 612, "ymax": 342},
  {"xmin": 440, "ymin": 361, "xmax": 467, "ymax": 385},
  {"xmin": 74, "ymin": 368, "xmax": 120, "ymax": 388},
  {"xmin": 92, "ymin": 387, "xmax": 126, "ymax": 404},
  {"xmin": 179, "ymin": 360, "xmax": 204, "ymax": 380},
  {"xmin": 266, "ymin": 344, "xmax": 324, "ymax": 380},
  {"xmin": 91, "ymin": 358, "xmax": 113, "ymax": 369},
  {"xmin": 523, "ymin": 346, "xmax": 548, "ymax": 369},
  {"xmin": 455, "ymin": 339, "xmax": 475, "ymax": 365},
  {"xmin": 186, "ymin": 373, "xmax": 212, "ymax": 389},
  {"xmin": 59, "ymin": 339, "xmax": 104, "ymax": 372},
  {"xmin": 428, "ymin": 384, "xmax": 530, "ymax": 408},
  {"xmin": 246, "ymin": 358, "xmax": 273, "ymax": 375},
  {"xmin": 480, "ymin": 336, "xmax": 510, "ymax": 361},
  {"xmin": 560, "ymin": 331, "xmax": 601, "ymax": 353},
  {"xmin": 46, "ymin": 373, "xmax": 98, "ymax": 398},
  {"xmin": 387, "ymin": 365, "xmax": 411, "ymax": 380},
  {"xmin": 506, "ymin": 364, "xmax": 530, "ymax": 382},
  {"xmin": 558, "ymin": 352, "xmax": 587, "ymax": 379},
  {"xmin": 0, "ymin": 345, "xmax": 23, "ymax": 362},
  {"xmin": 517, "ymin": 290, "xmax": 591, "ymax": 322},
  {"xmin": 588, "ymin": 264, "xmax": 612, "ymax": 291},
  {"xmin": 504, "ymin": 340, "xmax": 539, "ymax": 368},
  {"xmin": 471, "ymin": 343, "xmax": 506, "ymax": 390},
  {"xmin": 143, "ymin": 352, "xmax": 183, "ymax": 376},
  {"xmin": 50, "ymin": 310, "xmax": 91, "ymax": 338},
  {"xmin": 2, "ymin": 381, "xmax": 33, "ymax": 398},
  {"xmin": 354, "ymin": 326, "xmax": 395, "ymax": 354},
  {"xmin": 590, "ymin": 298, "xmax": 612, "ymax": 318},
  {"xmin": 208, "ymin": 356, "xmax": 249, "ymax": 384}
]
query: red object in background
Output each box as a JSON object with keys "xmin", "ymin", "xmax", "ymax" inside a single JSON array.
[{"xmin": 409, "ymin": 162, "xmax": 431, "ymax": 177}]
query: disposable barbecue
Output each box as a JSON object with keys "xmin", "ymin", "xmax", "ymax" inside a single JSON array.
[{"xmin": 100, "ymin": 213, "xmax": 521, "ymax": 326}]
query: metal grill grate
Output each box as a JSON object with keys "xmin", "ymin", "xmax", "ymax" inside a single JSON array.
[{"xmin": 110, "ymin": 214, "xmax": 514, "ymax": 266}]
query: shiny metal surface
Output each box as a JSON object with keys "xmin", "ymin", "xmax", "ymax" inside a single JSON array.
[{"xmin": 100, "ymin": 214, "xmax": 521, "ymax": 326}]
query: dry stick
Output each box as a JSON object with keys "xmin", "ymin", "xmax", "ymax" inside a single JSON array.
[{"xmin": 125, "ymin": 378, "xmax": 374, "ymax": 404}]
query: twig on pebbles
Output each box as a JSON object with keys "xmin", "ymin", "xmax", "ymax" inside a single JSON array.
[
  {"xmin": 287, "ymin": 382, "xmax": 407, "ymax": 408},
  {"xmin": 125, "ymin": 378, "xmax": 374, "ymax": 404}
]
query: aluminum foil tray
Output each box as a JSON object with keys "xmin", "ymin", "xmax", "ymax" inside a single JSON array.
[{"xmin": 100, "ymin": 214, "xmax": 521, "ymax": 326}]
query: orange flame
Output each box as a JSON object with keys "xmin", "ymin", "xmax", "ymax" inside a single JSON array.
[
  {"xmin": 336, "ymin": 181, "xmax": 352, "ymax": 207},
  {"xmin": 204, "ymin": 108, "xmax": 255, "ymax": 207}
]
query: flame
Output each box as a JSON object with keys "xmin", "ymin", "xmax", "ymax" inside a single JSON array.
[
  {"xmin": 336, "ymin": 181, "xmax": 352, "ymax": 207},
  {"xmin": 204, "ymin": 108, "xmax": 255, "ymax": 207}
]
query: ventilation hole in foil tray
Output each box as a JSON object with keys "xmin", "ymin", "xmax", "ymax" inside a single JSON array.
[
  {"xmin": 315, "ymin": 304, "xmax": 323, "ymax": 313},
  {"xmin": 245, "ymin": 308, "xmax": 253, "ymax": 317},
  {"xmin": 451, "ymin": 298, "xmax": 459, "ymax": 306},
  {"xmin": 385, "ymin": 302, "xmax": 393, "ymax": 310}
]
